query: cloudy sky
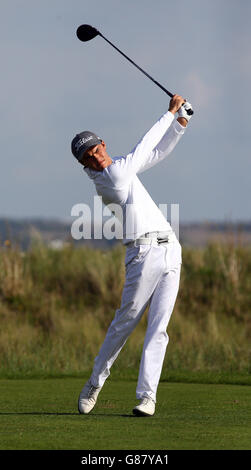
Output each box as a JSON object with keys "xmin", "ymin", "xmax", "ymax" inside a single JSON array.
[{"xmin": 1, "ymin": 0, "xmax": 250, "ymax": 222}]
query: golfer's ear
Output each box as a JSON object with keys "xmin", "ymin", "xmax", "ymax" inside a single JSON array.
[{"xmin": 101, "ymin": 140, "xmax": 106, "ymax": 150}]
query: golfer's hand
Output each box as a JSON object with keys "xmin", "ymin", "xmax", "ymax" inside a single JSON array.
[
  {"xmin": 168, "ymin": 94, "xmax": 185, "ymax": 115},
  {"xmin": 178, "ymin": 101, "xmax": 193, "ymax": 122}
]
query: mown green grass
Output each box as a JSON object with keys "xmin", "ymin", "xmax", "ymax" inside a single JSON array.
[{"xmin": 0, "ymin": 378, "xmax": 251, "ymax": 450}]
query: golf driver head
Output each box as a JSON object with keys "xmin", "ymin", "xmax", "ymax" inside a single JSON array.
[{"xmin": 76, "ymin": 24, "xmax": 100, "ymax": 42}]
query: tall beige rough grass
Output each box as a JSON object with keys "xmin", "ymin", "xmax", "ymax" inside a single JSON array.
[{"xmin": 0, "ymin": 241, "xmax": 250, "ymax": 376}]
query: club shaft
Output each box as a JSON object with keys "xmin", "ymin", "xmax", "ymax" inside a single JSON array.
[{"xmin": 99, "ymin": 33, "xmax": 174, "ymax": 98}]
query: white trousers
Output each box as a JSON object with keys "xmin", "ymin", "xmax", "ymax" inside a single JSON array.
[{"xmin": 90, "ymin": 240, "xmax": 182, "ymax": 402}]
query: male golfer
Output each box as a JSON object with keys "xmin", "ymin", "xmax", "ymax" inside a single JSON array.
[{"xmin": 71, "ymin": 95, "xmax": 193, "ymax": 416}]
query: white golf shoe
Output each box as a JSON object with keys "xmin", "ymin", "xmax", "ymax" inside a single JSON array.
[
  {"xmin": 78, "ymin": 379, "xmax": 102, "ymax": 414},
  {"xmin": 133, "ymin": 397, "xmax": 155, "ymax": 416}
]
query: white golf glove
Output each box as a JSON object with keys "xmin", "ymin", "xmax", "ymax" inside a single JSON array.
[{"xmin": 178, "ymin": 101, "xmax": 193, "ymax": 121}]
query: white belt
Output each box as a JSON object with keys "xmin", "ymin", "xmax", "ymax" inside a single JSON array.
[{"xmin": 126, "ymin": 231, "xmax": 177, "ymax": 248}]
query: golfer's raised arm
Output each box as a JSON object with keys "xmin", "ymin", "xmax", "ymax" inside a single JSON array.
[
  {"xmin": 136, "ymin": 119, "xmax": 186, "ymax": 174},
  {"xmin": 128, "ymin": 94, "xmax": 193, "ymax": 174},
  {"xmin": 109, "ymin": 110, "xmax": 174, "ymax": 184},
  {"xmin": 111, "ymin": 95, "xmax": 192, "ymax": 182}
]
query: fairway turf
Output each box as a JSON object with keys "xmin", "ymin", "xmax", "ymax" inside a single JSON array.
[{"xmin": 0, "ymin": 378, "xmax": 251, "ymax": 450}]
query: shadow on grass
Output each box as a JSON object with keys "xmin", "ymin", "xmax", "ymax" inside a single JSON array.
[{"xmin": 0, "ymin": 412, "xmax": 135, "ymax": 417}]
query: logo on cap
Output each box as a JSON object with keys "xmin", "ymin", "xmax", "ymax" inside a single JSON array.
[{"xmin": 75, "ymin": 136, "xmax": 94, "ymax": 151}]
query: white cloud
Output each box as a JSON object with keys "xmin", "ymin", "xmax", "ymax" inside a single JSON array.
[{"xmin": 185, "ymin": 71, "xmax": 220, "ymax": 110}]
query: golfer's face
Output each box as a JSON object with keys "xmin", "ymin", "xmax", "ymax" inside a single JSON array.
[{"xmin": 80, "ymin": 142, "xmax": 110, "ymax": 171}]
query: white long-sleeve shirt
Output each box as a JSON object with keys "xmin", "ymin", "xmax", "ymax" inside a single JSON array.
[{"xmin": 84, "ymin": 111, "xmax": 185, "ymax": 244}]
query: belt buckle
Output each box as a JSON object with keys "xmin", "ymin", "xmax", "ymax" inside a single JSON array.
[{"xmin": 158, "ymin": 235, "xmax": 169, "ymax": 245}]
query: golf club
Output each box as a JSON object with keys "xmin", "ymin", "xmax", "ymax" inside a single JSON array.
[{"xmin": 76, "ymin": 24, "xmax": 193, "ymax": 116}]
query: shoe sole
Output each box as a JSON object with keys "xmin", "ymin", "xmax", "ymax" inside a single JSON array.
[{"xmin": 133, "ymin": 408, "xmax": 154, "ymax": 417}]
